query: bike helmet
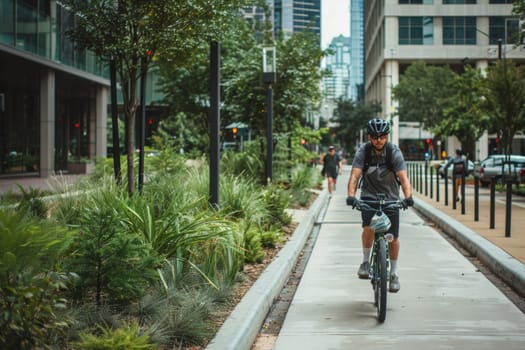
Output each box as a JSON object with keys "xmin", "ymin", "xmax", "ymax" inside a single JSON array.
[
  {"xmin": 369, "ymin": 211, "xmax": 392, "ymax": 234},
  {"xmin": 367, "ymin": 118, "xmax": 390, "ymax": 136}
]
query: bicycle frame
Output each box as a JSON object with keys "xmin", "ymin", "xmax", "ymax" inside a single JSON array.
[{"xmin": 354, "ymin": 194, "xmax": 402, "ymax": 322}]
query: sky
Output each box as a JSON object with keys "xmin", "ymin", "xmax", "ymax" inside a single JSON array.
[{"xmin": 321, "ymin": 0, "xmax": 350, "ymax": 49}]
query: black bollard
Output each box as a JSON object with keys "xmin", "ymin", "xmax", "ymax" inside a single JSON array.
[
  {"xmin": 505, "ymin": 179, "xmax": 512, "ymax": 237},
  {"xmin": 461, "ymin": 174, "xmax": 465, "ymax": 215},
  {"xmin": 474, "ymin": 175, "xmax": 479, "ymax": 221},
  {"xmin": 490, "ymin": 178, "xmax": 495, "ymax": 229}
]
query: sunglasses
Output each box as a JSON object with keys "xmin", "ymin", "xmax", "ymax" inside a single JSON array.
[{"xmin": 371, "ymin": 134, "xmax": 388, "ymax": 141}]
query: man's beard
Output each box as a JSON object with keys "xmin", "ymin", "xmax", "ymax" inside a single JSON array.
[{"xmin": 372, "ymin": 143, "xmax": 385, "ymax": 153}]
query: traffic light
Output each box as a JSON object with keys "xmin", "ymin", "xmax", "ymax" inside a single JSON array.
[
  {"xmin": 232, "ymin": 127, "xmax": 238, "ymax": 138},
  {"xmin": 148, "ymin": 117, "xmax": 153, "ymax": 126},
  {"xmin": 426, "ymin": 138, "xmax": 431, "ymax": 145},
  {"xmin": 301, "ymin": 138, "xmax": 306, "ymax": 145}
]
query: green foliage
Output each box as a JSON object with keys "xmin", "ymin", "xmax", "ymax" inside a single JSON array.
[
  {"xmin": 483, "ymin": 60, "xmax": 525, "ymax": 157},
  {"xmin": 331, "ymin": 97, "xmax": 382, "ymax": 152},
  {"xmin": 393, "ymin": 61, "xmax": 456, "ymax": 128},
  {"xmin": 243, "ymin": 226, "xmax": 265, "ymax": 263},
  {"xmin": 15, "ymin": 185, "xmax": 48, "ymax": 219},
  {"xmin": 0, "ymin": 211, "xmax": 73, "ymax": 350},
  {"xmin": 288, "ymin": 165, "xmax": 319, "ymax": 207},
  {"xmin": 75, "ymin": 321, "xmax": 156, "ymax": 350},
  {"xmin": 141, "ymin": 265, "xmax": 219, "ymax": 347},
  {"xmin": 260, "ymin": 229, "xmax": 283, "ymax": 248},
  {"xmin": 60, "ymin": 187, "xmax": 160, "ymax": 305},
  {"xmin": 439, "ymin": 66, "xmax": 490, "ymax": 158},
  {"xmin": 263, "ymin": 185, "xmax": 292, "ymax": 228}
]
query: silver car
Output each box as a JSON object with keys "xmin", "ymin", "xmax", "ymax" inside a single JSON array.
[{"xmin": 479, "ymin": 154, "xmax": 525, "ymax": 187}]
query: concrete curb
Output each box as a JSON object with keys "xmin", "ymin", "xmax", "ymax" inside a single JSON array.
[
  {"xmin": 414, "ymin": 197, "xmax": 525, "ymax": 298},
  {"xmin": 205, "ymin": 190, "xmax": 329, "ymax": 350}
]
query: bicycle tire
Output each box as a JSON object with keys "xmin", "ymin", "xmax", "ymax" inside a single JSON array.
[{"xmin": 376, "ymin": 238, "xmax": 388, "ymax": 322}]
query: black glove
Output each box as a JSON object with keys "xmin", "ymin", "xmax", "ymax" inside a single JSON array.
[
  {"xmin": 346, "ymin": 196, "xmax": 357, "ymax": 208},
  {"xmin": 402, "ymin": 197, "xmax": 414, "ymax": 209}
]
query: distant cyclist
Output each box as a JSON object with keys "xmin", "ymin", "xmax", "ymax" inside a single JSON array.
[{"xmin": 346, "ymin": 118, "xmax": 414, "ymax": 293}]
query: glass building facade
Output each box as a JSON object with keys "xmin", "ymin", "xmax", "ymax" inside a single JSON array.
[
  {"xmin": 0, "ymin": 0, "xmax": 110, "ymax": 177},
  {"xmin": 273, "ymin": 0, "xmax": 321, "ymax": 39}
]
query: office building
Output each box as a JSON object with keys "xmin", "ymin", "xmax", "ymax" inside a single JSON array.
[
  {"xmin": 0, "ymin": 0, "xmax": 109, "ymax": 177},
  {"xmin": 364, "ymin": 0, "xmax": 524, "ymax": 159}
]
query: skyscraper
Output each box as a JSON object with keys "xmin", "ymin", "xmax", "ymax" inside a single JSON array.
[
  {"xmin": 273, "ymin": 0, "xmax": 321, "ymax": 39},
  {"xmin": 323, "ymin": 35, "xmax": 351, "ymax": 100},
  {"xmin": 350, "ymin": 0, "xmax": 364, "ymax": 101}
]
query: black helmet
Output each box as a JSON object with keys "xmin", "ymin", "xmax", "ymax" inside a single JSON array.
[{"xmin": 367, "ymin": 118, "xmax": 390, "ymax": 136}]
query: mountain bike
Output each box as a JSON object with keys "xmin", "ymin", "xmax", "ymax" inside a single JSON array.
[{"xmin": 352, "ymin": 194, "xmax": 405, "ymax": 322}]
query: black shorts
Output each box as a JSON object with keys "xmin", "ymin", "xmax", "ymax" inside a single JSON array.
[{"xmin": 361, "ymin": 198, "xmax": 400, "ymax": 238}]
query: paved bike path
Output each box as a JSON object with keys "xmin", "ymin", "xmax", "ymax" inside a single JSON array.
[{"xmin": 272, "ymin": 168, "xmax": 525, "ymax": 350}]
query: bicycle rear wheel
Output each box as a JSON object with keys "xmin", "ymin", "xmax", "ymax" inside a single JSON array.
[{"xmin": 375, "ymin": 238, "xmax": 388, "ymax": 322}]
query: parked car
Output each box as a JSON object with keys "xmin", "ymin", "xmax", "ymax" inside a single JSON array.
[
  {"xmin": 479, "ymin": 154, "xmax": 525, "ymax": 187},
  {"xmin": 438, "ymin": 158, "xmax": 474, "ymax": 178}
]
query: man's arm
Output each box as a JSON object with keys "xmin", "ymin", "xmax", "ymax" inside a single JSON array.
[
  {"xmin": 338, "ymin": 159, "xmax": 343, "ymax": 174},
  {"xmin": 347, "ymin": 167, "xmax": 362, "ymax": 197},
  {"xmin": 396, "ymin": 169, "xmax": 413, "ymax": 199}
]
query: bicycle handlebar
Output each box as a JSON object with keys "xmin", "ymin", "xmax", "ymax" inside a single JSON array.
[{"xmin": 353, "ymin": 199, "xmax": 405, "ymax": 212}]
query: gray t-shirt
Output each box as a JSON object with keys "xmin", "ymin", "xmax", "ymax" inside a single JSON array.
[{"xmin": 351, "ymin": 142, "xmax": 406, "ymax": 200}]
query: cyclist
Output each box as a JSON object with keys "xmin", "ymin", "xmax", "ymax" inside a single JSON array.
[{"xmin": 346, "ymin": 118, "xmax": 414, "ymax": 293}]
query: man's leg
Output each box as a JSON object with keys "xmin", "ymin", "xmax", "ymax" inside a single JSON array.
[{"xmin": 358, "ymin": 226, "xmax": 374, "ymax": 278}]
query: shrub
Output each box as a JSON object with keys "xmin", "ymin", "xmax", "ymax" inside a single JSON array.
[
  {"xmin": 75, "ymin": 321, "xmax": 156, "ymax": 350},
  {"xmin": 0, "ymin": 211, "xmax": 73, "ymax": 349},
  {"xmin": 61, "ymin": 188, "xmax": 160, "ymax": 306}
]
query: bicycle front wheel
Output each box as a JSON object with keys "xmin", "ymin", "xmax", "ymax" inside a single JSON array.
[{"xmin": 375, "ymin": 238, "xmax": 388, "ymax": 322}]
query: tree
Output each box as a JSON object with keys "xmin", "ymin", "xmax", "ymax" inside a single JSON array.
[
  {"xmin": 438, "ymin": 66, "xmax": 490, "ymax": 159},
  {"xmin": 513, "ymin": 1, "xmax": 525, "ymax": 45},
  {"xmin": 392, "ymin": 61, "xmax": 456, "ymax": 129},
  {"xmin": 60, "ymin": 0, "xmax": 243, "ymax": 194},
  {"xmin": 483, "ymin": 60, "xmax": 525, "ymax": 160},
  {"xmin": 331, "ymin": 97, "xmax": 382, "ymax": 153},
  {"xmin": 158, "ymin": 8, "xmax": 328, "ymax": 159}
]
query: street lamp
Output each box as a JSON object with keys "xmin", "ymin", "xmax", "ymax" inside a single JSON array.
[{"xmin": 263, "ymin": 46, "xmax": 276, "ymax": 185}]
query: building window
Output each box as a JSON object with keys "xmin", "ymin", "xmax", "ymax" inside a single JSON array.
[
  {"xmin": 489, "ymin": 17, "xmax": 520, "ymax": 45},
  {"xmin": 443, "ymin": 0, "xmax": 476, "ymax": 4},
  {"xmin": 443, "ymin": 17, "xmax": 476, "ymax": 44},
  {"xmin": 399, "ymin": 17, "xmax": 434, "ymax": 45},
  {"xmin": 489, "ymin": 0, "xmax": 513, "ymax": 4},
  {"xmin": 399, "ymin": 0, "xmax": 434, "ymax": 3}
]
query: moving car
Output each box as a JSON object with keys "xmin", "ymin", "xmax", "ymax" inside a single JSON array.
[{"xmin": 479, "ymin": 154, "xmax": 525, "ymax": 187}]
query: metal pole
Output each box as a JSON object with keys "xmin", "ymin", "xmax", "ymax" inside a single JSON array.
[
  {"xmin": 109, "ymin": 56, "xmax": 121, "ymax": 185},
  {"xmin": 209, "ymin": 41, "xmax": 220, "ymax": 207},
  {"xmin": 474, "ymin": 175, "xmax": 479, "ymax": 221},
  {"xmin": 505, "ymin": 179, "xmax": 512, "ymax": 237},
  {"xmin": 444, "ymin": 171, "xmax": 449, "ymax": 206},
  {"xmin": 265, "ymin": 84, "xmax": 273, "ymax": 185},
  {"xmin": 461, "ymin": 174, "xmax": 465, "ymax": 215},
  {"xmin": 436, "ymin": 166, "xmax": 440, "ymax": 202},
  {"xmin": 430, "ymin": 165, "xmax": 433, "ymax": 199},
  {"xmin": 138, "ymin": 57, "xmax": 147, "ymax": 194},
  {"xmin": 490, "ymin": 178, "xmax": 495, "ymax": 229},
  {"xmin": 424, "ymin": 161, "xmax": 428, "ymax": 197}
]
